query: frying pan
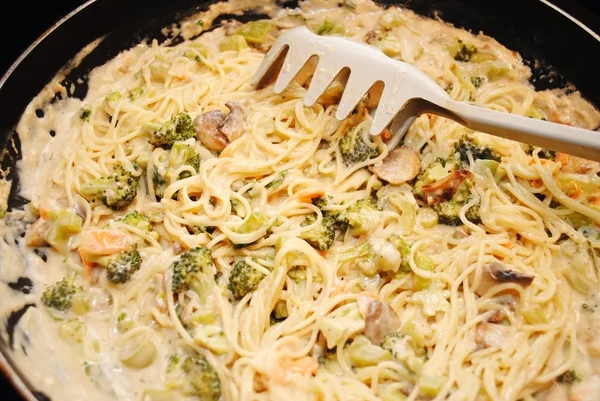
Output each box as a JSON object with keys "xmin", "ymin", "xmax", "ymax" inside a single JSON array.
[{"xmin": 0, "ymin": 0, "xmax": 599, "ymax": 400}]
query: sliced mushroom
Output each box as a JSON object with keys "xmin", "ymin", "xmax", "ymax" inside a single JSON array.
[
  {"xmin": 193, "ymin": 110, "xmax": 228, "ymax": 151},
  {"xmin": 218, "ymin": 102, "xmax": 244, "ymax": 142},
  {"xmin": 370, "ymin": 146, "xmax": 421, "ymax": 185},
  {"xmin": 193, "ymin": 102, "xmax": 245, "ymax": 151},
  {"xmin": 420, "ymin": 169, "xmax": 472, "ymax": 205},
  {"xmin": 475, "ymin": 322, "xmax": 512, "ymax": 349},
  {"xmin": 474, "ymin": 261, "xmax": 534, "ymax": 296},
  {"xmin": 364, "ymin": 300, "xmax": 400, "ymax": 345}
]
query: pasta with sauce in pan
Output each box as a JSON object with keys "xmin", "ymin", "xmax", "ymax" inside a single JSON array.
[{"xmin": 1, "ymin": 0, "xmax": 600, "ymax": 400}]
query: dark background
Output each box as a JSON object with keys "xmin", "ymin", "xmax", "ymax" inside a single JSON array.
[{"xmin": 1, "ymin": 0, "xmax": 599, "ymax": 400}]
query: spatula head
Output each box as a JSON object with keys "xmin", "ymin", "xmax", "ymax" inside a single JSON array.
[{"xmin": 252, "ymin": 27, "xmax": 448, "ymax": 136}]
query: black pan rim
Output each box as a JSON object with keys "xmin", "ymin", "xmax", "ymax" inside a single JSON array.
[{"xmin": 0, "ymin": 1, "xmax": 599, "ymax": 400}]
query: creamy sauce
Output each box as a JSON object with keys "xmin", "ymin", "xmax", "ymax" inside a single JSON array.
[{"xmin": 1, "ymin": 1, "xmax": 600, "ymax": 400}]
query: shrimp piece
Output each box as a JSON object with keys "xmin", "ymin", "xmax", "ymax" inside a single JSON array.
[
  {"xmin": 78, "ymin": 230, "xmax": 132, "ymax": 256},
  {"xmin": 295, "ymin": 188, "xmax": 325, "ymax": 203},
  {"xmin": 281, "ymin": 356, "xmax": 318, "ymax": 375}
]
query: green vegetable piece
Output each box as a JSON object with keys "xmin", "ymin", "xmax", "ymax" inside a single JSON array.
[
  {"xmin": 413, "ymin": 252, "xmax": 434, "ymax": 290},
  {"xmin": 557, "ymin": 370, "xmax": 583, "ymax": 384},
  {"xmin": 473, "ymin": 159, "xmax": 505, "ymax": 182},
  {"xmin": 105, "ymin": 92, "xmax": 122, "ymax": 102},
  {"xmin": 564, "ymin": 250, "xmax": 599, "ymax": 296},
  {"xmin": 388, "ymin": 234, "xmax": 413, "ymax": 274},
  {"xmin": 273, "ymin": 301, "xmax": 288, "ymax": 320},
  {"xmin": 419, "ymin": 208, "xmax": 439, "ymax": 228},
  {"xmin": 300, "ymin": 213, "xmax": 336, "ymax": 251},
  {"xmin": 228, "ymin": 260, "xmax": 265, "ymax": 300},
  {"xmin": 80, "ymin": 166, "xmax": 139, "ymax": 210},
  {"xmin": 58, "ymin": 318, "xmax": 87, "ymax": 343},
  {"xmin": 313, "ymin": 19, "xmax": 344, "ymax": 36},
  {"xmin": 171, "ymin": 247, "xmax": 215, "ymax": 294},
  {"xmin": 374, "ymin": 39, "xmax": 402, "ymax": 57},
  {"xmin": 235, "ymin": 20, "xmax": 276, "ymax": 45},
  {"xmin": 219, "ymin": 35, "xmax": 248, "ymax": 52},
  {"xmin": 181, "ymin": 355, "xmax": 221, "ymax": 400},
  {"xmin": 118, "ymin": 211, "xmax": 152, "ymax": 232},
  {"xmin": 455, "ymin": 135, "xmax": 501, "ymax": 163},
  {"xmin": 129, "ymin": 87, "xmax": 145, "ymax": 101},
  {"xmin": 79, "ymin": 108, "xmax": 91, "ymax": 121},
  {"xmin": 106, "ymin": 247, "xmax": 142, "ymax": 284},
  {"xmin": 120, "ymin": 332, "xmax": 157, "ymax": 369},
  {"xmin": 419, "ymin": 373, "xmax": 446, "ymax": 397},
  {"xmin": 527, "ymin": 107, "xmax": 547, "ymax": 120},
  {"xmin": 344, "ymin": 198, "xmax": 382, "ymax": 235},
  {"xmin": 380, "ymin": 331, "xmax": 427, "ymax": 373},
  {"xmin": 566, "ymin": 212, "xmax": 594, "ymax": 230},
  {"xmin": 347, "ymin": 335, "xmax": 392, "ymax": 367},
  {"xmin": 265, "ymin": 170, "xmax": 288, "ymax": 189},
  {"xmin": 41, "ymin": 277, "xmax": 82, "ymax": 311},
  {"xmin": 470, "ymin": 76, "xmax": 485, "ymax": 88},
  {"xmin": 153, "ymin": 171, "xmax": 168, "ymax": 201},
  {"xmin": 169, "ymin": 140, "xmax": 201, "ymax": 179},
  {"xmin": 452, "ymin": 39, "xmax": 478, "ymax": 62},
  {"xmin": 71, "ymin": 293, "xmax": 92, "ymax": 315},
  {"xmin": 339, "ymin": 123, "xmax": 379, "ymax": 166},
  {"xmin": 149, "ymin": 112, "xmax": 195, "ymax": 149},
  {"xmin": 46, "ymin": 210, "xmax": 83, "ymax": 254},
  {"xmin": 433, "ymin": 199, "xmax": 481, "ymax": 226},
  {"xmin": 233, "ymin": 212, "xmax": 268, "ymax": 234},
  {"xmin": 117, "ymin": 312, "xmax": 135, "ymax": 333}
]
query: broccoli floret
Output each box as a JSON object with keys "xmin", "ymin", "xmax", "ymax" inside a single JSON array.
[
  {"xmin": 343, "ymin": 198, "xmax": 382, "ymax": 235},
  {"xmin": 387, "ymin": 234, "xmax": 412, "ymax": 273},
  {"xmin": 227, "ymin": 260, "xmax": 265, "ymax": 300},
  {"xmin": 169, "ymin": 140, "xmax": 201, "ymax": 180},
  {"xmin": 79, "ymin": 108, "xmax": 91, "ymax": 121},
  {"xmin": 525, "ymin": 145, "xmax": 556, "ymax": 160},
  {"xmin": 470, "ymin": 76, "xmax": 485, "ymax": 88},
  {"xmin": 171, "ymin": 247, "xmax": 215, "ymax": 293},
  {"xmin": 299, "ymin": 213, "xmax": 337, "ymax": 250},
  {"xmin": 149, "ymin": 112, "xmax": 195, "ymax": 149},
  {"xmin": 312, "ymin": 195, "xmax": 347, "ymax": 229},
  {"xmin": 413, "ymin": 157, "xmax": 462, "ymax": 198},
  {"xmin": 453, "ymin": 39, "xmax": 478, "ymax": 62},
  {"xmin": 118, "ymin": 211, "xmax": 151, "ymax": 232},
  {"xmin": 433, "ymin": 199, "xmax": 481, "ymax": 226},
  {"xmin": 339, "ymin": 236, "xmax": 404, "ymax": 275},
  {"xmin": 41, "ymin": 277, "xmax": 82, "ymax": 311},
  {"xmin": 455, "ymin": 136, "xmax": 500, "ymax": 163},
  {"xmin": 380, "ymin": 331, "xmax": 427, "ymax": 373},
  {"xmin": 106, "ymin": 247, "xmax": 142, "ymax": 284},
  {"xmin": 80, "ymin": 166, "xmax": 139, "ymax": 210},
  {"xmin": 339, "ymin": 124, "xmax": 379, "ymax": 166},
  {"xmin": 557, "ymin": 370, "xmax": 583, "ymax": 384},
  {"xmin": 181, "ymin": 355, "xmax": 221, "ymax": 400},
  {"xmin": 312, "ymin": 195, "xmax": 331, "ymax": 210},
  {"xmin": 413, "ymin": 158, "xmax": 479, "ymax": 227}
]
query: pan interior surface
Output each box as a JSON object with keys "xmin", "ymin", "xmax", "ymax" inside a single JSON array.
[{"xmin": 0, "ymin": 1, "xmax": 599, "ymax": 401}]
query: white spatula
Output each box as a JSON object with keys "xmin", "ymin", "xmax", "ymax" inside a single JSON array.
[{"xmin": 252, "ymin": 27, "xmax": 600, "ymax": 161}]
